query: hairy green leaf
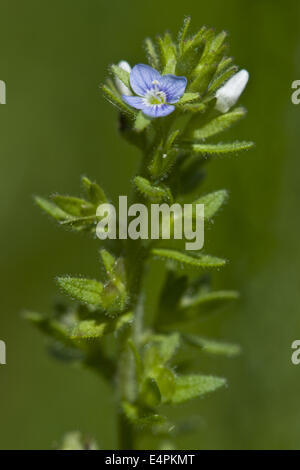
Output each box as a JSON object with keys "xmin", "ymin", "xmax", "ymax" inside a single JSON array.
[
  {"xmin": 81, "ymin": 176, "xmax": 107, "ymax": 205},
  {"xmin": 134, "ymin": 176, "xmax": 173, "ymax": 203},
  {"xmin": 190, "ymin": 141, "xmax": 254, "ymax": 155},
  {"xmin": 70, "ymin": 320, "xmax": 107, "ymax": 339},
  {"xmin": 111, "ymin": 64, "xmax": 130, "ymax": 89},
  {"xmin": 51, "ymin": 195, "xmax": 94, "ymax": 217},
  {"xmin": 171, "ymin": 374, "xmax": 226, "ymax": 404},
  {"xmin": 177, "ymin": 92, "xmax": 200, "ymax": 105},
  {"xmin": 180, "ymin": 289, "xmax": 239, "ymax": 312},
  {"xmin": 56, "ymin": 277, "xmax": 104, "ymax": 307},
  {"xmin": 183, "ymin": 334, "xmax": 241, "ymax": 357},
  {"xmin": 158, "ymin": 32, "xmax": 177, "ymax": 74},
  {"xmin": 101, "ymin": 84, "xmax": 136, "ymax": 118},
  {"xmin": 122, "ymin": 401, "xmax": 165, "ymax": 427},
  {"xmin": 193, "ymin": 189, "xmax": 228, "ymax": 220},
  {"xmin": 140, "ymin": 377, "xmax": 161, "ymax": 408},
  {"xmin": 191, "ymin": 108, "xmax": 246, "ymax": 140},
  {"xmin": 23, "ymin": 311, "xmax": 72, "ymax": 347},
  {"xmin": 151, "ymin": 248, "xmax": 226, "ymax": 269},
  {"xmin": 178, "ymin": 16, "xmax": 191, "ymax": 54},
  {"xmin": 35, "ymin": 196, "xmax": 70, "ymax": 221},
  {"xmin": 208, "ymin": 65, "xmax": 238, "ymax": 94},
  {"xmin": 144, "ymin": 38, "xmax": 160, "ymax": 70}
]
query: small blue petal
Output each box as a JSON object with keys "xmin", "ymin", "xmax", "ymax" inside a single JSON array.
[
  {"xmin": 130, "ymin": 64, "xmax": 161, "ymax": 97},
  {"xmin": 142, "ymin": 104, "xmax": 175, "ymax": 118},
  {"xmin": 122, "ymin": 95, "xmax": 145, "ymax": 110},
  {"xmin": 159, "ymin": 74, "xmax": 187, "ymax": 103}
]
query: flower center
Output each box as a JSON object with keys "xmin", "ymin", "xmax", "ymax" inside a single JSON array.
[{"xmin": 144, "ymin": 81, "xmax": 167, "ymax": 107}]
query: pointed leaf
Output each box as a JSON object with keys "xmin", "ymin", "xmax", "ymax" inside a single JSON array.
[
  {"xmin": 180, "ymin": 289, "xmax": 239, "ymax": 310},
  {"xmin": 140, "ymin": 377, "xmax": 161, "ymax": 408},
  {"xmin": 177, "ymin": 92, "xmax": 200, "ymax": 105},
  {"xmin": 51, "ymin": 195, "xmax": 94, "ymax": 217},
  {"xmin": 70, "ymin": 320, "xmax": 107, "ymax": 339},
  {"xmin": 81, "ymin": 176, "xmax": 107, "ymax": 205},
  {"xmin": 183, "ymin": 334, "xmax": 241, "ymax": 357},
  {"xmin": 171, "ymin": 374, "xmax": 226, "ymax": 404},
  {"xmin": 208, "ymin": 65, "xmax": 238, "ymax": 94},
  {"xmin": 56, "ymin": 277, "xmax": 104, "ymax": 307},
  {"xmin": 111, "ymin": 64, "xmax": 130, "ymax": 89},
  {"xmin": 190, "ymin": 141, "xmax": 254, "ymax": 155},
  {"xmin": 134, "ymin": 176, "xmax": 173, "ymax": 203},
  {"xmin": 178, "ymin": 16, "xmax": 191, "ymax": 54},
  {"xmin": 101, "ymin": 84, "xmax": 136, "ymax": 118},
  {"xmin": 151, "ymin": 248, "xmax": 226, "ymax": 269},
  {"xmin": 144, "ymin": 38, "xmax": 160, "ymax": 70},
  {"xmin": 122, "ymin": 401, "xmax": 166, "ymax": 427},
  {"xmin": 35, "ymin": 196, "xmax": 70, "ymax": 221},
  {"xmin": 193, "ymin": 190, "xmax": 228, "ymax": 220},
  {"xmin": 158, "ymin": 33, "xmax": 177, "ymax": 74},
  {"xmin": 191, "ymin": 108, "xmax": 246, "ymax": 140}
]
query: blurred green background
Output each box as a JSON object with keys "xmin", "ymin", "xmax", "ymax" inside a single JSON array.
[{"xmin": 0, "ymin": 0, "xmax": 300, "ymax": 449}]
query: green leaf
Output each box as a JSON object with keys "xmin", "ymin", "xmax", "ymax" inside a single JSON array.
[
  {"xmin": 147, "ymin": 333, "xmax": 180, "ymax": 364},
  {"xmin": 134, "ymin": 111, "xmax": 152, "ymax": 132},
  {"xmin": 193, "ymin": 190, "xmax": 228, "ymax": 220},
  {"xmin": 101, "ymin": 84, "xmax": 136, "ymax": 118},
  {"xmin": 81, "ymin": 176, "xmax": 107, "ymax": 205},
  {"xmin": 176, "ymin": 27, "xmax": 207, "ymax": 78},
  {"xmin": 180, "ymin": 289, "xmax": 239, "ymax": 313},
  {"xmin": 191, "ymin": 108, "xmax": 246, "ymax": 140},
  {"xmin": 70, "ymin": 320, "xmax": 107, "ymax": 339},
  {"xmin": 151, "ymin": 248, "xmax": 226, "ymax": 269},
  {"xmin": 134, "ymin": 176, "xmax": 173, "ymax": 203},
  {"xmin": 190, "ymin": 141, "xmax": 254, "ymax": 155},
  {"xmin": 35, "ymin": 196, "xmax": 70, "ymax": 221},
  {"xmin": 179, "ymin": 102, "xmax": 207, "ymax": 113},
  {"xmin": 144, "ymin": 38, "xmax": 160, "ymax": 70},
  {"xmin": 122, "ymin": 401, "xmax": 165, "ymax": 427},
  {"xmin": 153, "ymin": 366, "xmax": 176, "ymax": 402},
  {"xmin": 216, "ymin": 56, "xmax": 234, "ymax": 75},
  {"xmin": 183, "ymin": 334, "xmax": 241, "ymax": 357},
  {"xmin": 158, "ymin": 32, "xmax": 177, "ymax": 74},
  {"xmin": 56, "ymin": 277, "xmax": 104, "ymax": 307},
  {"xmin": 177, "ymin": 92, "xmax": 200, "ymax": 105},
  {"xmin": 170, "ymin": 374, "xmax": 226, "ymax": 404},
  {"xmin": 208, "ymin": 65, "xmax": 238, "ymax": 94},
  {"xmin": 148, "ymin": 131, "xmax": 180, "ymax": 180},
  {"xmin": 51, "ymin": 195, "xmax": 94, "ymax": 217},
  {"xmin": 99, "ymin": 250, "xmax": 128, "ymax": 313},
  {"xmin": 23, "ymin": 311, "xmax": 72, "ymax": 346},
  {"xmin": 59, "ymin": 214, "xmax": 98, "ymax": 231},
  {"xmin": 189, "ymin": 29, "xmax": 228, "ymax": 93},
  {"xmin": 111, "ymin": 64, "xmax": 130, "ymax": 89},
  {"xmin": 140, "ymin": 377, "xmax": 161, "ymax": 408},
  {"xmin": 178, "ymin": 16, "xmax": 191, "ymax": 54}
]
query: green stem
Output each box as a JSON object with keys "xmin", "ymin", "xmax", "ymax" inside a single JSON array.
[{"xmin": 116, "ymin": 150, "xmax": 149, "ymax": 450}]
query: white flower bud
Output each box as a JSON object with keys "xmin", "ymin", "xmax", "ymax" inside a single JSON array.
[
  {"xmin": 115, "ymin": 61, "xmax": 132, "ymax": 96},
  {"xmin": 215, "ymin": 69, "xmax": 249, "ymax": 113}
]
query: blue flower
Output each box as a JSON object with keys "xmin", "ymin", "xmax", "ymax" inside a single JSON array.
[{"xmin": 122, "ymin": 64, "xmax": 187, "ymax": 118}]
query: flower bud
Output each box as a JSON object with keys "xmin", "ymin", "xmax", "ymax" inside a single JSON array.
[
  {"xmin": 115, "ymin": 61, "xmax": 132, "ymax": 96},
  {"xmin": 215, "ymin": 69, "xmax": 249, "ymax": 113}
]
